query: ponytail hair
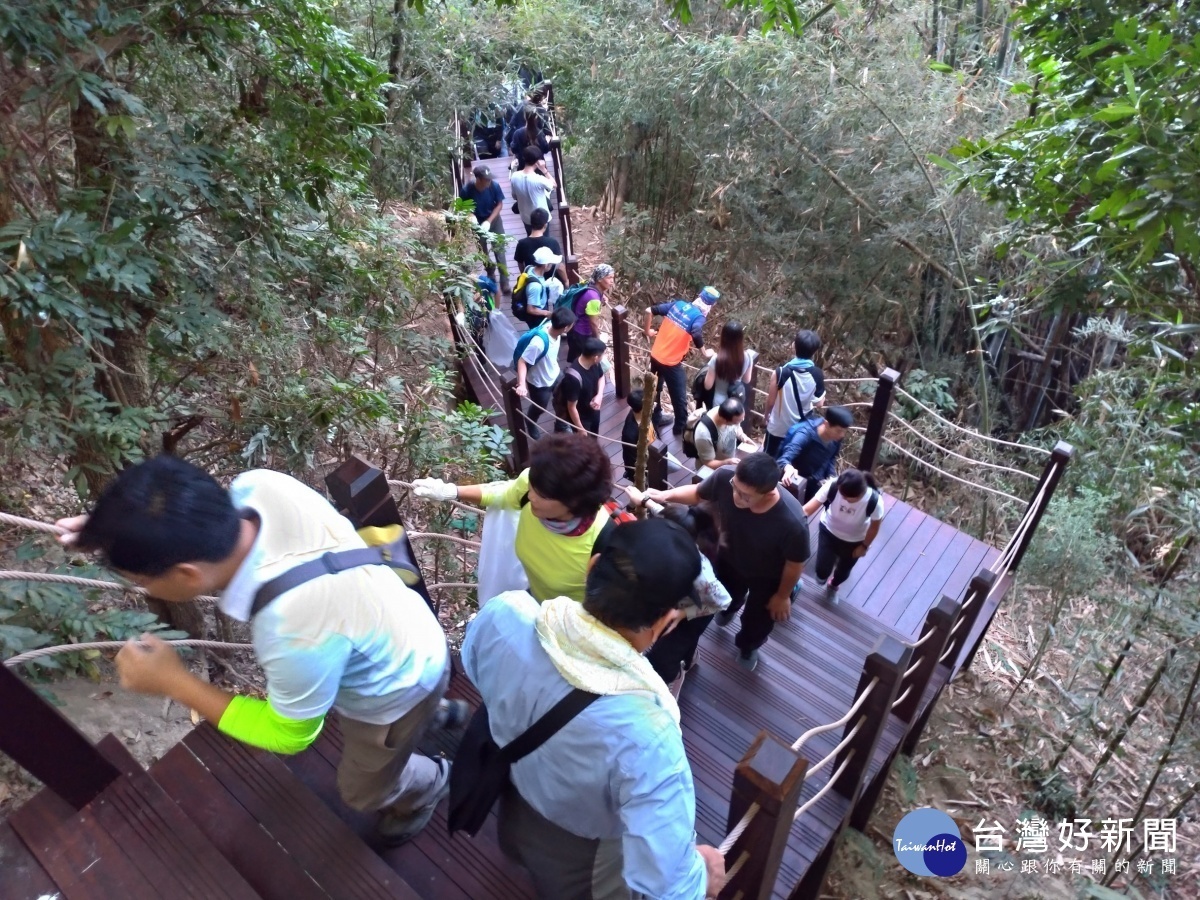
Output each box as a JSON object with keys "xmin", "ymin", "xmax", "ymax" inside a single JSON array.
[{"xmin": 834, "ymin": 468, "xmax": 876, "ymax": 500}]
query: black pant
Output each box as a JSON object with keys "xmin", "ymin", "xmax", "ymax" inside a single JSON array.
[
  {"xmin": 763, "ymin": 432, "xmax": 785, "ymax": 459},
  {"xmin": 566, "ymin": 330, "xmax": 589, "ymax": 363},
  {"xmin": 716, "ymin": 554, "xmax": 780, "ymax": 655},
  {"xmin": 478, "ymin": 217, "xmax": 509, "ymax": 291},
  {"xmin": 554, "ymin": 405, "xmax": 600, "ymax": 436},
  {"xmin": 814, "ymin": 523, "xmax": 862, "ymax": 587},
  {"xmin": 646, "ymin": 614, "xmax": 715, "ymax": 683},
  {"xmin": 525, "ymin": 384, "xmax": 555, "ymax": 440},
  {"xmin": 651, "ymin": 358, "xmax": 688, "ymax": 434}
]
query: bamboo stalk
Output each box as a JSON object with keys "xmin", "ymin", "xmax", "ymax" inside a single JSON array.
[
  {"xmin": 1078, "ymin": 649, "xmax": 1177, "ymax": 811},
  {"xmin": 633, "ymin": 372, "xmax": 656, "ymax": 512}
]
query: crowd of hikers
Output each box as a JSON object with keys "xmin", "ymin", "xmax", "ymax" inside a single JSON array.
[{"xmin": 51, "ymin": 94, "xmax": 892, "ymax": 900}]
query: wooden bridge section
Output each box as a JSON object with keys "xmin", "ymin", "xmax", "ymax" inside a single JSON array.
[{"xmin": 0, "ymin": 84, "xmax": 1075, "ymax": 900}]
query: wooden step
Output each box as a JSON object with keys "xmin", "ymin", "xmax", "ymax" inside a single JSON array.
[
  {"xmin": 0, "ymin": 820, "xmax": 58, "ymax": 898},
  {"xmin": 7, "ymin": 739, "xmax": 259, "ymax": 900},
  {"xmin": 179, "ymin": 722, "xmax": 421, "ymax": 900},
  {"xmin": 281, "ymin": 698, "xmax": 536, "ymax": 900}
]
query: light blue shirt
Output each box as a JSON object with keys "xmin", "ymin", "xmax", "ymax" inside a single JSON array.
[{"xmin": 462, "ymin": 592, "xmax": 707, "ymax": 899}]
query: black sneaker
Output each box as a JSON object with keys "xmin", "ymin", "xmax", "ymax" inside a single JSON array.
[
  {"xmin": 435, "ymin": 698, "xmax": 470, "ymax": 730},
  {"xmin": 715, "ymin": 609, "xmax": 734, "ymax": 628},
  {"xmin": 653, "ymin": 413, "xmax": 674, "ymax": 430}
]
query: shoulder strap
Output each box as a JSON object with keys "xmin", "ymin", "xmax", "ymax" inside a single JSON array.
[
  {"xmin": 251, "ymin": 541, "xmax": 421, "ymax": 617},
  {"xmin": 866, "ymin": 489, "xmax": 879, "ymax": 516},
  {"xmin": 699, "ymin": 413, "xmax": 717, "ymax": 443},
  {"xmin": 499, "ymin": 689, "xmax": 599, "ymax": 763},
  {"xmin": 823, "ymin": 482, "xmax": 838, "ymax": 510}
]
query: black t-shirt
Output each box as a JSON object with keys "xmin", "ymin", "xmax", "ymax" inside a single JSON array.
[
  {"xmin": 514, "ymin": 234, "xmax": 563, "ymax": 274},
  {"xmin": 558, "ymin": 361, "xmax": 603, "ymax": 411},
  {"xmin": 697, "ymin": 468, "xmax": 810, "ymax": 581}
]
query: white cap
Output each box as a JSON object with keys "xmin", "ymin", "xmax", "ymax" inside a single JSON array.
[{"xmin": 533, "ymin": 246, "xmax": 563, "ymax": 266}]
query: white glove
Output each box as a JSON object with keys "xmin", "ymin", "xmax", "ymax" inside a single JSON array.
[
  {"xmin": 478, "ymin": 220, "xmax": 492, "ymax": 233},
  {"xmin": 411, "ymin": 478, "xmax": 458, "ymax": 502}
]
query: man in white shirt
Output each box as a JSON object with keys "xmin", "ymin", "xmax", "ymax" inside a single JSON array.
[
  {"xmin": 58, "ymin": 456, "xmax": 452, "ymax": 845},
  {"xmin": 802, "ymin": 468, "xmax": 886, "ymax": 601},
  {"xmin": 693, "ymin": 398, "xmax": 747, "ymax": 478},
  {"xmin": 515, "ymin": 306, "xmax": 577, "ymax": 439},
  {"xmin": 510, "ymin": 146, "xmax": 557, "ymax": 235}
]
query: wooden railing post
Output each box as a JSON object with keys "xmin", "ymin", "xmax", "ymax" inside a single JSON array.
[
  {"xmin": 502, "ymin": 373, "xmax": 531, "ymax": 473},
  {"xmin": 944, "ymin": 569, "xmax": 997, "ymax": 672},
  {"xmin": 612, "ymin": 306, "xmax": 631, "ymax": 399},
  {"xmin": 647, "ymin": 439, "xmax": 669, "ymax": 489},
  {"xmin": 0, "ymin": 663, "xmax": 121, "ymax": 809},
  {"xmin": 857, "ymin": 368, "xmax": 900, "ymax": 472},
  {"xmin": 792, "ymin": 635, "xmax": 910, "ymax": 900},
  {"xmin": 719, "ymin": 732, "xmax": 808, "ymax": 900},
  {"xmin": 849, "ymin": 596, "xmax": 958, "ymax": 831},
  {"xmin": 325, "ymin": 455, "xmax": 435, "ymax": 613},
  {"xmin": 1009, "ymin": 441, "xmax": 1073, "ymax": 573},
  {"xmin": 833, "ymin": 635, "xmax": 911, "ymax": 802}
]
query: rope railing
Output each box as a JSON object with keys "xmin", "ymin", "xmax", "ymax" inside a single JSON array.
[
  {"xmin": 791, "ymin": 677, "xmax": 878, "ymax": 753},
  {"xmin": 879, "ymin": 437, "xmax": 1023, "ymax": 505},
  {"xmin": 717, "ymin": 802, "xmax": 760, "ymax": 855},
  {"xmin": 894, "ymin": 386, "xmax": 1051, "ymax": 457},
  {"xmin": 909, "ymin": 626, "xmax": 936, "ymax": 649},
  {"xmin": 890, "ymin": 685, "xmax": 913, "ymax": 710},
  {"xmin": 885, "ymin": 412, "xmax": 1039, "ymax": 482},
  {"xmin": 406, "ymin": 532, "xmax": 482, "ymax": 550},
  {"xmin": 5, "ymin": 639, "xmax": 252, "ymax": 668},
  {"xmin": 792, "ymin": 753, "xmax": 853, "ymax": 822},
  {"xmin": 804, "ymin": 717, "xmax": 864, "ymax": 777}
]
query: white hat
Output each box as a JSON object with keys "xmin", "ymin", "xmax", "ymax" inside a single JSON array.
[{"xmin": 533, "ymin": 246, "xmax": 563, "ymax": 266}]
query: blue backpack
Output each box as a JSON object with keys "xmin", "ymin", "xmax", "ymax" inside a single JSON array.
[{"xmin": 512, "ymin": 323, "xmax": 552, "ymax": 370}]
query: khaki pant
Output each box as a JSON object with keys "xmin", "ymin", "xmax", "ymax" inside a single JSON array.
[
  {"xmin": 336, "ymin": 663, "xmax": 450, "ymax": 817},
  {"xmin": 498, "ymin": 786, "xmax": 635, "ymax": 900}
]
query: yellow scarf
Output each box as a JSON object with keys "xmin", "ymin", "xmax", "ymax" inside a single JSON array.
[{"xmin": 536, "ymin": 596, "xmax": 680, "ymax": 727}]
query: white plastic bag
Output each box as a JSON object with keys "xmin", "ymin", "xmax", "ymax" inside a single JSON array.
[
  {"xmin": 476, "ymin": 506, "xmax": 528, "ymax": 605},
  {"xmin": 484, "ymin": 309, "xmax": 519, "ymax": 370}
]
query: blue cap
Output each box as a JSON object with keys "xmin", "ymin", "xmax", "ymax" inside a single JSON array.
[{"xmin": 699, "ymin": 286, "xmax": 720, "ymax": 304}]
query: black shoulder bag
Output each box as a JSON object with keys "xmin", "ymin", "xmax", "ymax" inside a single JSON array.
[{"xmin": 447, "ymin": 688, "xmax": 598, "ymax": 836}]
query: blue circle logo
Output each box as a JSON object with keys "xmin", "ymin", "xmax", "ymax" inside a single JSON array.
[{"xmin": 893, "ymin": 808, "xmax": 967, "ymax": 877}]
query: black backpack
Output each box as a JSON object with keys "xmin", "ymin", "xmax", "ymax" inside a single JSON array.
[
  {"xmin": 447, "ymin": 689, "xmax": 598, "ymax": 836},
  {"xmin": 681, "ymin": 410, "xmax": 718, "ymax": 460},
  {"xmin": 824, "ymin": 481, "xmax": 880, "ymax": 516}
]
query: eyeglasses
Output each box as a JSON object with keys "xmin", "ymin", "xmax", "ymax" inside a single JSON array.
[{"xmin": 730, "ymin": 483, "xmax": 762, "ymax": 505}]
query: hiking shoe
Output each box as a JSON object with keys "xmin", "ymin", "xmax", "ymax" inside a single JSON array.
[
  {"xmin": 825, "ymin": 579, "xmax": 839, "ymax": 604},
  {"xmin": 652, "ymin": 413, "xmax": 674, "ymax": 430},
  {"xmin": 435, "ymin": 698, "xmax": 470, "ymax": 730},
  {"xmin": 715, "ymin": 609, "xmax": 735, "ymax": 628},
  {"xmin": 736, "ymin": 649, "xmax": 759, "ymax": 672},
  {"xmin": 374, "ymin": 759, "xmax": 451, "ymax": 847},
  {"xmin": 668, "ymin": 667, "xmax": 687, "ymax": 700}
]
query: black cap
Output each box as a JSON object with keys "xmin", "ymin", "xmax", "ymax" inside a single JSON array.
[{"xmin": 597, "ymin": 518, "xmax": 700, "ymax": 602}]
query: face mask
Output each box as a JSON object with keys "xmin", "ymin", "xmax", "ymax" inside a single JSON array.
[{"xmin": 540, "ymin": 516, "xmax": 584, "ymax": 535}]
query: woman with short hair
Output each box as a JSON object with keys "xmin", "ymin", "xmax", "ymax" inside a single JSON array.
[{"xmin": 412, "ymin": 433, "xmax": 614, "ymax": 603}]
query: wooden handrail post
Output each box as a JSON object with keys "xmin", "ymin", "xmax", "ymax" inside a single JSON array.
[
  {"xmin": 850, "ymin": 596, "xmax": 958, "ymax": 831},
  {"xmin": 612, "ymin": 306, "xmax": 631, "ymax": 399},
  {"xmin": 502, "ymin": 373, "xmax": 531, "ymax": 473},
  {"xmin": 719, "ymin": 731, "xmax": 808, "ymax": 900},
  {"xmin": 647, "ymin": 439, "xmax": 669, "ymax": 489},
  {"xmin": 833, "ymin": 634, "xmax": 911, "ymax": 801},
  {"xmin": 792, "ymin": 635, "xmax": 910, "ymax": 900},
  {"xmin": 325, "ymin": 456, "xmax": 435, "ymax": 613},
  {"xmin": 1009, "ymin": 441, "xmax": 1073, "ymax": 573},
  {"xmin": 0, "ymin": 663, "xmax": 121, "ymax": 809},
  {"xmin": 857, "ymin": 368, "xmax": 900, "ymax": 472},
  {"xmin": 944, "ymin": 569, "xmax": 997, "ymax": 671}
]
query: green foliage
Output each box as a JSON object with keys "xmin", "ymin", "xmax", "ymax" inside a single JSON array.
[
  {"xmin": 954, "ymin": 0, "xmax": 1200, "ymax": 316},
  {"xmin": 1016, "ymin": 759, "xmax": 1077, "ymax": 820},
  {"xmin": 1021, "ymin": 486, "xmax": 1121, "ymax": 593},
  {"xmin": 0, "ymin": 542, "xmax": 185, "ymax": 678}
]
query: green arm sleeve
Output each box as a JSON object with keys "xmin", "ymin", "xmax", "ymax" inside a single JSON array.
[
  {"xmin": 217, "ymin": 695, "xmax": 325, "ymax": 755},
  {"xmin": 478, "ymin": 469, "xmax": 531, "ymax": 509}
]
